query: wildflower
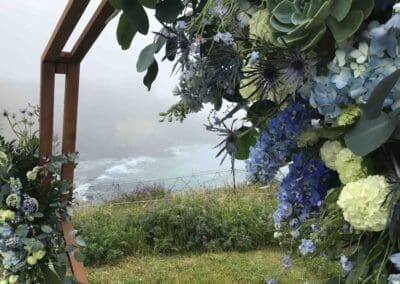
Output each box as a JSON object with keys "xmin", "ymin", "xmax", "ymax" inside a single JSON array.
[
  {"xmin": 273, "ymin": 232, "xmax": 283, "ymax": 239},
  {"xmin": 0, "ymin": 151, "xmax": 8, "ymax": 167},
  {"xmin": 9, "ymin": 178, "xmax": 22, "ymax": 194},
  {"xmin": 213, "ymin": 32, "xmax": 234, "ymax": 45},
  {"xmin": 265, "ymin": 278, "xmax": 278, "ymax": 284},
  {"xmin": 388, "ymin": 274, "xmax": 400, "ymax": 284},
  {"xmin": 299, "ymin": 239, "xmax": 315, "ymax": 256},
  {"xmin": 0, "ymin": 223, "xmax": 12, "ymax": 238},
  {"xmin": 21, "ymin": 197, "xmax": 39, "ymax": 214},
  {"xmin": 390, "ymin": 253, "xmax": 400, "ymax": 270},
  {"xmin": 26, "ymin": 166, "xmax": 41, "ymax": 181},
  {"xmin": 337, "ymin": 105, "xmax": 361, "ymax": 126},
  {"xmin": 8, "ymin": 275, "xmax": 18, "ymax": 284},
  {"xmin": 320, "ymin": 141, "xmax": 344, "ymax": 171},
  {"xmin": 283, "ymin": 255, "xmax": 292, "ymax": 269},
  {"xmin": 175, "ymin": 20, "xmax": 186, "ymax": 31},
  {"xmin": 0, "ymin": 210, "xmax": 15, "ymax": 223},
  {"xmin": 337, "ymin": 175, "xmax": 389, "ymax": 232},
  {"xmin": 5, "ymin": 194, "xmax": 21, "ymax": 209},
  {"xmin": 27, "ymin": 256, "xmax": 37, "ymax": 266},
  {"xmin": 340, "ymin": 255, "xmax": 353, "ymax": 273},
  {"xmin": 248, "ymin": 51, "xmax": 259, "ymax": 65}
]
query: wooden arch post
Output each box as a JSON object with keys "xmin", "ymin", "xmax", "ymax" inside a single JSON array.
[{"xmin": 39, "ymin": 1, "xmax": 115, "ymax": 283}]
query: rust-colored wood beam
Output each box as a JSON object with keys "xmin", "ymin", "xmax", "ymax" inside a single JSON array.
[
  {"xmin": 69, "ymin": 0, "xmax": 115, "ymax": 63},
  {"xmin": 39, "ymin": 63, "xmax": 56, "ymax": 170},
  {"xmin": 61, "ymin": 63, "xmax": 88, "ymax": 284},
  {"xmin": 42, "ymin": 0, "xmax": 90, "ymax": 62}
]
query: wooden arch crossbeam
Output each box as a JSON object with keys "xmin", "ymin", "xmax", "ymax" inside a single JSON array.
[{"xmin": 39, "ymin": 1, "xmax": 115, "ymax": 283}]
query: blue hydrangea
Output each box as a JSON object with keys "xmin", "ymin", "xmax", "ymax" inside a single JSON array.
[
  {"xmin": 301, "ymin": 14, "xmax": 400, "ymax": 120},
  {"xmin": 246, "ymin": 101, "xmax": 319, "ymax": 184},
  {"xmin": 299, "ymin": 239, "xmax": 315, "ymax": 256}
]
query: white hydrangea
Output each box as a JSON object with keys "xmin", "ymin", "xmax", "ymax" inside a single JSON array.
[
  {"xmin": 337, "ymin": 175, "xmax": 390, "ymax": 232},
  {"xmin": 320, "ymin": 141, "xmax": 344, "ymax": 171}
]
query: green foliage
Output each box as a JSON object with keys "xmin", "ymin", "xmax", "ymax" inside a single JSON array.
[
  {"xmin": 143, "ymin": 60, "xmax": 159, "ymax": 91},
  {"xmin": 235, "ymin": 127, "xmax": 258, "ymax": 160},
  {"xmin": 345, "ymin": 113, "xmax": 398, "ymax": 156},
  {"xmin": 344, "ymin": 69, "xmax": 400, "ymax": 156},
  {"xmin": 116, "ymin": 14, "xmax": 137, "ymax": 50},
  {"xmin": 73, "ymin": 186, "xmax": 277, "ymax": 265},
  {"xmin": 364, "ymin": 69, "xmax": 400, "ymax": 120},
  {"xmin": 121, "ymin": 0, "xmax": 149, "ymax": 35},
  {"xmin": 155, "ymin": 0, "xmax": 185, "ymax": 23},
  {"xmin": 136, "ymin": 44, "xmax": 158, "ymax": 73},
  {"xmin": 261, "ymin": 0, "xmax": 374, "ymax": 50}
]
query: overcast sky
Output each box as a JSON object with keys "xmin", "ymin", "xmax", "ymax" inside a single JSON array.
[{"xmin": 0, "ymin": 1, "xmax": 219, "ymax": 160}]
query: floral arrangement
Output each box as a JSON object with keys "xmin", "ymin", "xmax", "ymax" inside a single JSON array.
[
  {"xmin": 111, "ymin": 0, "xmax": 400, "ymax": 282},
  {"xmin": 0, "ymin": 108, "xmax": 83, "ymax": 283}
]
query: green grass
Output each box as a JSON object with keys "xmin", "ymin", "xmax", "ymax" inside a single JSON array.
[{"xmin": 88, "ymin": 249, "xmax": 340, "ymax": 283}]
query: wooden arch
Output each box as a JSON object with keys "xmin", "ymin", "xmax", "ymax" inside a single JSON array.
[{"xmin": 39, "ymin": 1, "xmax": 115, "ymax": 283}]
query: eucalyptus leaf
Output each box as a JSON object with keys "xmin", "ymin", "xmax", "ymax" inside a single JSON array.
[
  {"xmin": 364, "ymin": 69, "xmax": 400, "ymax": 119},
  {"xmin": 140, "ymin": 0, "xmax": 156, "ymax": 9},
  {"xmin": 156, "ymin": 0, "xmax": 185, "ymax": 23},
  {"xmin": 75, "ymin": 236, "xmax": 86, "ymax": 247},
  {"xmin": 15, "ymin": 225, "xmax": 29, "ymax": 237},
  {"xmin": 235, "ymin": 127, "xmax": 258, "ymax": 160},
  {"xmin": 41, "ymin": 225, "xmax": 53, "ymax": 234},
  {"xmin": 137, "ymin": 44, "xmax": 158, "ymax": 72},
  {"xmin": 73, "ymin": 251, "xmax": 85, "ymax": 263},
  {"xmin": 144, "ymin": 60, "xmax": 159, "ymax": 91},
  {"xmin": 109, "ymin": 0, "xmax": 122, "ymax": 9},
  {"xmin": 344, "ymin": 112, "xmax": 398, "ymax": 156},
  {"xmin": 247, "ymin": 100, "xmax": 276, "ymax": 124},
  {"xmin": 121, "ymin": 0, "xmax": 149, "ymax": 35},
  {"xmin": 117, "ymin": 14, "xmax": 137, "ymax": 50}
]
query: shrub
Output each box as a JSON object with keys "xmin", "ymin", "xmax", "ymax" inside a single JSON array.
[{"xmin": 73, "ymin": 186, "xmax": 277, "ymax": 265}]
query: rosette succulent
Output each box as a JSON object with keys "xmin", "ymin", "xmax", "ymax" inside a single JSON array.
[{"xmin": 251, "ymin": 0, "xmax": 374, "ymax": 50}]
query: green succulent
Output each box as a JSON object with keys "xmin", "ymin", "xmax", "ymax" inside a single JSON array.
[{"xmin": 250, "ymin": 0, "xmax": 374, "ymax": 51}]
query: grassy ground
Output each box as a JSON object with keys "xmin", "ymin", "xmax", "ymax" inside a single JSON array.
[{"xmin": 88, "ymin": 249, "xmax": 340, "ymax": 283}]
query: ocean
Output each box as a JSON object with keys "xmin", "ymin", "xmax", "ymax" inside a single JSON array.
[{"xmin": 73, "ymin": 144, "xmax": 247, "ymax": 203}]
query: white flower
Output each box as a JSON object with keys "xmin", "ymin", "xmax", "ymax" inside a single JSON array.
[
  {"xmin": 213, "ymin": 32, "xmax": 234, "ymax": 45},
  {"xmin": 248, "ymin": 51, "xmax": 260, "ymax": 65},
  {"xmin": 311, "ymin": 119, "xmax": 321, "ymax": 128},
  {"xmin": 0, "ymin": 151, "xmax": 8, "ymax": 167},
  {"xmin": 337, "ymin": 175, "xmax": 390, "ymax": 232},
  {"xmin": 394, "ymin": 3, "xmax": 400, "ymax": 13},
  {"xmin": 26, "ymin": 166, "xmax": 41, "ymax": 181},
  {"xmin": 175, "ymin": 20, "xmax": 186, "ymax": 31}
]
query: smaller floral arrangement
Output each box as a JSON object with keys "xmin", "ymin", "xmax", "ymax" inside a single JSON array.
[{"xmin": 0, "ymin": 108, "xmax": 84, "ymax": 283}]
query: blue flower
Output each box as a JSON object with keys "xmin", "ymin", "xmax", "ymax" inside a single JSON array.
[
  {"xmin": 388, "ymin": 274, "xmax": 400, "ymax": 284},
  {"xmin": 299, "ymin": 239, "xmax": 315, "ymax": 256},
  {"xmin": 0, "ymin": 223, "xmax": 12, "ymax": 238},
  {"xmin": 247, "ymin": 102, "xmax": 319, "ymax": 184},
  {"xmin": 340, "ymin": 255, "xmax": 353, "ymax": 274},
  {"xmin": 390, "ymin": 253, "xmax": 400, "ymax": 270},
  {"xmin": 265, "ymin": 278, "xmax": 278, "ymax": 284},
  {"xmin": 283, "ymin": 254, "xmax": 292, "ymax": 269}
]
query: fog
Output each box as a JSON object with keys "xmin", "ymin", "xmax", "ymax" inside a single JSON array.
[{"xmin": 0, "ymin": 1, "xmax": 219, "ymax": 160}]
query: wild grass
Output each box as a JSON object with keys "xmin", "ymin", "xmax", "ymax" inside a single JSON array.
[
  {"xmin": 73, "ymin": 184, "xmax": 278, "ymax": 265},
  {"xmin": 88, "ymin": 249, "xmax": 341, "ymax": 283}
]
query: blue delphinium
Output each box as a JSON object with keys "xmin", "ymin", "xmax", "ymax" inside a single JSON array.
[
  {"xmin": 299, "ymin": 239, "xmax": 315, "ymax": 256},
  {"xmin": 283, "ymin": 254, "xmax": 292, "ymax": 269},
  {"xmin": 247, "ymin": 101, "xmax": 319, "ymax": 184},
  {"xmin": 274, "ymin": 152, "xmax": 338, "ymax": 228},
  {"xmin": 340, "ymin": 255, "xmax": 353, "ymax": 274}
]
